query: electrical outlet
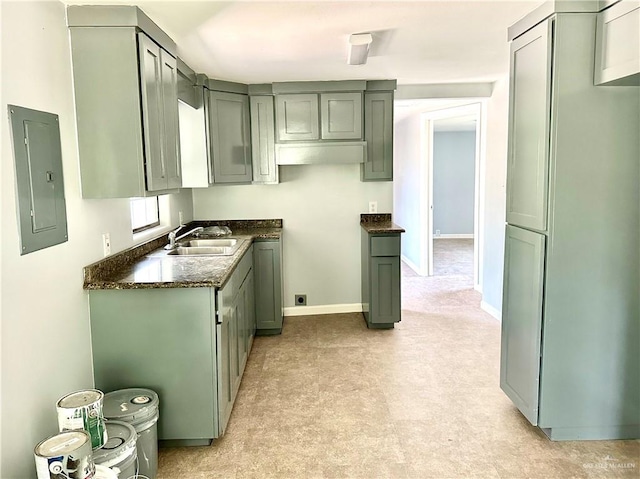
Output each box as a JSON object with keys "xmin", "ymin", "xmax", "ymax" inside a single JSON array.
[
  {"xmin": 178, "ymin": 211, "xmax": 184, "ymax": 225},
  {"xmin": 368, "ymin": 201, "xmax": 378, "ymax": 213},
  {"xmin": 295, "ymin": 294, "xmax": 307, "ymax": 306},
  {"xmin": 435, "ymin": 229, "xmax": 441, "ymax": 237},
  {"xmin": 102, "ymin": 233, "xmax": 111, "ymax": 257}
]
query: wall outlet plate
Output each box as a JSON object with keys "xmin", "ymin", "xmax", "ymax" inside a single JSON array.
[
  {"xmin": 435, "ymin": 230, "xmax": 441, "ymax": 237},
  {"xmin": 295, "ymin": 294, "xmax": 307, "ymax": 306},
  {"xmin": 102, "ymin": 233, "xmax": 111, "ymax": 256},
  {"xmin": 368, "ymin": 201, "xmax": 378, "ymax": 213}
]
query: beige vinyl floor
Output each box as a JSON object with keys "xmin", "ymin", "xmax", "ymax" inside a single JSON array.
[{"xmin": 157, "ymin": 241, "xmax": 639, "ymax": 479}]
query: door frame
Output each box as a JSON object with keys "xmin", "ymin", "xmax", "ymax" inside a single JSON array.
[{"xmin": 419, "ymin": 102, "xmax": 485, "ymax": 291}]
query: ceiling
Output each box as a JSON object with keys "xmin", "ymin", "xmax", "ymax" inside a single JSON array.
[{"xmin": 64, "ymin": 0, "xmax": 539, "ymax": 85}]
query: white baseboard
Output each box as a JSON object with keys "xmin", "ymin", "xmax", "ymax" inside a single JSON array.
[
  {"xmin": 434, "ymin": 234, "xmax": 474, "ymax": 239},
  {"xmin": 284, "ymin": 303, "xmax": 363, "ymax": 317},
  {"xmin": 481, "ymin": 301, "xmax": 501, "ymax": 321},
  {"xmin": 401, "ymin": 254, "xmax": 425, "ymax": 276}
]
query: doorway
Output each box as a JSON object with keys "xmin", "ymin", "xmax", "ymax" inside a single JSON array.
[
  {"xmin": 431, "ymin": 114, "xmax": 477, "ymax": 279},
  {"xmin": 393, "ymin": 100, "xmax": 485, "ymax": 292}
]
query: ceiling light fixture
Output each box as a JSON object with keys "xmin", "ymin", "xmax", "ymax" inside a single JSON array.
[{"xmin": 348, "ymin": 33, "xmax": 373, "ymax": 65}]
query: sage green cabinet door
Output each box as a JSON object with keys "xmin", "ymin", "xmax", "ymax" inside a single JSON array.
[
  {"xmin": 216, "ymin": 301, "xmax": 233, "ymax": 436},
  {"xmin": 370, "ymin": 255, "xmax": 401, "ymax": 324},
  {"xmin": 160, "ymin": 50, "xmax": 181, "ymax": 189},
  {"xmin": 90, "ymin": 288, "xmax": 218, "ymax": 441},
  {"xmin": 253, "ymin": 241, "xmax": 283, "ymax": 333},
  {"xmin": 138, "ymin": 33, "xmax": 166, "ymax": 192},
  {"xmin": 275, "ymin": 94, "xmax": 319, "ymax": 141},
  {"xmin": 362, "ymin": 92, "xmax": 393, "ymax": 181},
  {"xmin": 320, "ymin": 92, "xmax": 363, "ymax": 140},
  {"xmin": 506, "ymin": 21, "xmax": 552, "ymax": 232},
  {"xmin": 207, "ymin": 91, "xmax": 252, "ymax": 184},
  {"xmin": 500, "ymin": 225, "xmax": 545, "ymax": 426},
  {"xmin": 595, "ymin": 0, "xmax": 640, "ymax": 86},
  {"xmin": 250, "ymin": 96, "xmax": 278, "ymax": 184}
]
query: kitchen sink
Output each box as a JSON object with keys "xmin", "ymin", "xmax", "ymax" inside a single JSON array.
[
  {"xmin": 183, "ymin": 239, "xmax": 238, "ymax": 248},
  {"xmin": 167, "ymin": 246, "xmax": 234, "ymax": 256},
  {"xmin": 166, "ymin": 238, "xmax": 245, "ymax": 256}
]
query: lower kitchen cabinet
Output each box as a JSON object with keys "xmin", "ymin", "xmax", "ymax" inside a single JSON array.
[
  {"xmin": 253, "ymin": 239, "xmax": 283, "ymax": 334},
  {"xmin": 89, "ymin": 246, "xmax": 254, "ymax": 444},
  {"xmin": 361, "ymin": 231, "xmax": 401, "ymax": 328}
]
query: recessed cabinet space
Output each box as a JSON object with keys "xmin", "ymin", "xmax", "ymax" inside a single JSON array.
[
  {"xmin": 595, "ymin": 0, "xmax": 640, "ymax": 86},
  {"xmin": 275, "ymin": 94, "xmax": 320, "ymax": 141},
  {"xmin": 206, "ymin": 90, "xmax": 252, "ymax": 184},
  {"xmin": 320, "ymin": 92, "xmax": 363, "ymax": 140},
  {"xmin": 67, "ymin": 6, "xmax": 181, "ymax": 198}
]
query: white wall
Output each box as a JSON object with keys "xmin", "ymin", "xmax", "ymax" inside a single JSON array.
[
  {"xmin": 0, "ymin": 3, "xmax": 193, "ymax": 477},
  {"xmin": 393, "ymin": 113, "xmax": 425, "ymax": 272},
  {"xmin": 192, "ymin": 164, "xmax": 392, "ymax": 309},
  {"xmin": 480, "ymin": 77, "xmax": 509, "ymax": 317},
  {"xmin": 433, "ymin": 130, "xmax": 476, "ymax": 235}
]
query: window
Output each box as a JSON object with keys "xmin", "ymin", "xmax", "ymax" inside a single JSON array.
[{"xmin": 130, "ymin": 197, "xmax": 160, "ymax": 233}]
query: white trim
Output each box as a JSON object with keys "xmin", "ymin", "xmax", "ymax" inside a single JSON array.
[
  {"xmin": 481, "ymin": 301, "xmax": 501, "ymax": 321},
  {"xmin": 401, "ymin": 254, "xmax": 426, "ymax": 276},
  {"xmin": 434, "ymin": 234, "xmax": 474, "ymax": 239},
  {"xmin": 284, "ymin": 303, "xmax": 362, "ymax": 317}
]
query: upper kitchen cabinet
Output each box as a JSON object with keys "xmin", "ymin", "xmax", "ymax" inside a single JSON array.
[
  {"xmin": 594, "ymin": 0, "xmax": 640, "ymax": 86},
  {"xmin": 206, "ymin": 87, "xmax": 252, "ymax": 184},
  {"xmin": 362, "ymin": 90, "xmax": 394, "ymax": 181},
  {"xmin": 249, "ymin": 92, "xmax": 278, "ymax": 184},
  {"xmin": 67, "ymin": 6, "xmax": 181, "ymax": 198},
  {"xmin": 505, "ymin": 20, "xmax": 552, "ymax": 232},
  {"xmin": 275, "ymin": 94, "xmax": 320, "ymax": 141},
  {"xmin": 320, "ymin": 92, "xmax": 363, "ymax": 140}
]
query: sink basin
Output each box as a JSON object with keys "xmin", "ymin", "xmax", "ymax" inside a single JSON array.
[
  {"xmin": 167, "ymin": 246, "xmax": 234, "ymax": 256},
  {"xmin": 183, "ymin": 239, "xmax": 238, "ymax": 248},
  {"xmin": 166, "ymin": 238, "xmax": 245, "ymax": 256}
]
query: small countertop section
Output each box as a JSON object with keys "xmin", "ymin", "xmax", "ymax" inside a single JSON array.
[
  {"xmin": 84, "ymin": 220, "xmax": 282, "ymax": 290},
  {"xmin": 360, "ymin": 213, "xmax": 405, "ymax": 234}
]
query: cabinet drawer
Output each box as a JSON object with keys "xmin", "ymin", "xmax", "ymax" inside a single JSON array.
[{"xmin": 370, "ymin": 235, "xmax": 400, "ymax": 256}]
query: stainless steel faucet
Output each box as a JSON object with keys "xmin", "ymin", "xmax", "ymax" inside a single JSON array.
[{"xmin": 164, "ymin": 225, "xmax": 204, "ymax": 250}]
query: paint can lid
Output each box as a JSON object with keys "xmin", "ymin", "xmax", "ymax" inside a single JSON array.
[
  {"xmin": 103, "ymin": 388, "xmax": 159, "ymax": 428},
  {"xmin": 92, "ymin": 421, "xmax": 137, "ymax": 466},
  {"xmin": 57, "ymin": 389, "xmax": 104, "ymax": 409},
  {"xmin": 34, "ymin": 430, "xmax": 91, "ymax": 457}
]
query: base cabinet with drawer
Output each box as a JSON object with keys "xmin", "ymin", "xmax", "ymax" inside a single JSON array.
[
  {"xmin": 361, "ymin": 232, "xmax": 401, "ymax": 329},
  {"xmin": 89, "ymin": 246, "xmax": 255, "ymax": 444}
]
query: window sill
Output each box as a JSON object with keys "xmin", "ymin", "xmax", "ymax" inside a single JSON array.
[{"xmin": 132, "ymin": 224, "xmax": 172, "ymax": 246}]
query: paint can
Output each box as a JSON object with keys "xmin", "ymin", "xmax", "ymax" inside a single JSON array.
[
  {"xmin": 34, "ymin": 430, "xmax": 95, "ymax": 479},
  {"xmin": 92, "ymin": 421, "xmax": 138, "ymax": 479},
  {"xmin": 57, "ymin": 389, "xmax": 107, "ymax": 450},
  {"xmin": 103, "ymin": 388, "xmax": 159, "ymax": 479}
]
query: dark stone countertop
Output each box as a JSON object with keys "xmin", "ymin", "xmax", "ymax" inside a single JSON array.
[
  {"xmin": 360, "ymin": 213, "xmax": 405, "ymax": 234},
  {"xmin": 84, "ymin": 220, "xmax": 282, "ymax": 290}
]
